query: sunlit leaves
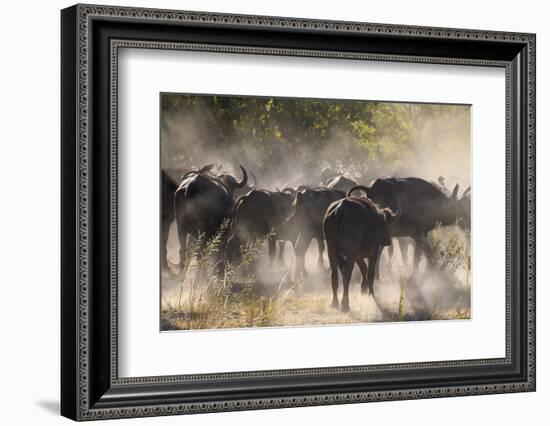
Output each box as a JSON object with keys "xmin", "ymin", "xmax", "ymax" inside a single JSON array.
[{"xmin": 161, "ymin": 93, "xmax": 470, "ymax": 175}]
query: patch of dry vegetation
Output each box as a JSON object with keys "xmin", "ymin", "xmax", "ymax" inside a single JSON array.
[
  {"xmin": 426, "ymin": 223, "xmax": 470, "ymax": 275},
  {"xmin": 162, "ymin": 226, "xmax": 284, "ymax": 330},
  {"xmin": 162, "ymin": 224, "xmax": 471, "ymax": 331}
]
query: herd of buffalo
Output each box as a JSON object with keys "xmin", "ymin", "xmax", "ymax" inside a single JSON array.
[{"xmin": 162, "ymin": 165, "xmax": 471, "ymax": 312}]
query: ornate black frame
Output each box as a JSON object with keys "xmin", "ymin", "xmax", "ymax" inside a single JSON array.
[{"xmin": 61, "ymin": 4, "xmax": 536, "ymax": 421}]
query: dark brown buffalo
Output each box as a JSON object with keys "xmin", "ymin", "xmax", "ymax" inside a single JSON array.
[
  {"xmin": 323, "ymin": 196, "xmax": 396, "ymax": 312},
  {"xmin": 280, "ymin": 188, "xmax": 345, "ymax": 275},
  {"xmin": 230, "ymin": 189, "xmax": 294, "ymax": 262},
  {"xmin": 348, "ymin": 177, "xmax": 471, "ymax": 274},
  {"xmin": 174, "ymin": 165, "xmax": 249, "ymax": 271}
]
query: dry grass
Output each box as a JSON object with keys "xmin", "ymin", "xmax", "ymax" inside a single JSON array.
[
  {"xmin": 161, "ymin": 224, "xmax": 471, "ymax": 331},
  {"xmin": 162, "ymin": 226, "xmax": 284, "ymax": 330},
  {"xmin": 426, "ymin": 223, "xmax": 470, "ymax": 274}
]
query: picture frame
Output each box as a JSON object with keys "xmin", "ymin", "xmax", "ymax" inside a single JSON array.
[{"xmin": 60, "ymin": 3, "xmax": 536, "ymax": 421}]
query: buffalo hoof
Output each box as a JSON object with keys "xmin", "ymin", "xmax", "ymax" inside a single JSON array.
[
  {"xmin": 331, "ymin": 300, "xmax": 339, "ymax": 310},
  {"xmin": 361, "ymin": 286, "xmax": 369, "ymax": 295},
  {"xmin": 341, "ymin": 302, "xmax": 350, "ymax": 313}
]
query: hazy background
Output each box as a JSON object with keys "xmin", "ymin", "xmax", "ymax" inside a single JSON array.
[{"xmin": 161, "ymin": 94, "xmax": 471, "ymax": 190}]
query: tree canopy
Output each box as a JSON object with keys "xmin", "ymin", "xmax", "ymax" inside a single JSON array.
[{"xmin": 161, "ymin": 94, "xmax": 470, "ymax": 185}]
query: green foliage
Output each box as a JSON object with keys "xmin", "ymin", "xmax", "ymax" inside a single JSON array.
[{"xmin": 161, "ymin": 94, "xmax": 470, "ymax": 174}]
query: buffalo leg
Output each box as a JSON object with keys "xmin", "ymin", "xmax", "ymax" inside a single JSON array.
[
  {"xmin": 278, "ymin": 240, "xmax": 286, "ymax": 263},
  {"xmin": 330, "ymin": 265, "xmax": 339, "ymax": 309},
  {"xmin": 417, "ymin": 234, "xmax": 432, "ymax": 267},
  {"xmin": 340, "ymin": 252, "xmax": 355, "ymax": 313},
  {"xmin": 413, "ymin": 234, "xmax": 429, "ymax": 276},
  {"xmin": 327, "ymin": 245, "xmax": 339, "ymax": 309},
  {"xmin": 268, "ymin": 238, "xmax": 277, "ymax": 263},
  {"xmin": 161, "ymin": 219, "xmax": 171, "ymax": 270},
  {"xmin": 213, "ymin": 231, "xmax": 227, "ymax": 276},
  {"xmin": 356, "ymin": 258, "xmax": 369, "ymax": 294},
  {"xmin": 294, "ymin": 233, "xmax": 313, "ymax": 277},
  {"xmin": 316, "ymin": 236, "xmax": 325, "ymax": 268},
  {"xmin": 374, "ymin": 245, "xmax": 384, "ymax": 281},
  {"xmin": 367, "ymin": 247, "xmax": 380, "ymax": 297},
  {"xmin": 413, "ymin": 239, "xmax": 421, "ymax": 276}
]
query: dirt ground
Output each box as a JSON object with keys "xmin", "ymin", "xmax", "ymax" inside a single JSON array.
[{"xmin": 161, "ymin": 225, "xmax": 471, "ymax": 331}]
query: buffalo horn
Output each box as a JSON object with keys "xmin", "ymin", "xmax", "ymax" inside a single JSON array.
[
  {"xmin": 282, "ymin": 187, "xmax": 297, "ymax": 196},
  {"xmin": 249, "ymin": 172, "xmax": 258, "ymax": 189},
  {"xmin": 236, "ymin": 165, "xmax": 248, "ymax": 188},
  {"xmin": 451, "ymin": 183, "xmax": 460, "ymax": 200},
  {"xmin": 346, "ymin": 185, "xmax": 370, "ymax": 197}
]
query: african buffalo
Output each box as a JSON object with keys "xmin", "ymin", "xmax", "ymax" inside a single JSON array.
[
  {"xmin": 323, "ymin": 195, "xmax": 397, "ymax": 312},
  {"xmin": 348, "ymin": 177, "xmax": 471, "ymax": 274},
  {"xmin": 230, "ymin": 189, "xmax": 295, "ymax": 262},
  {"xmin": 280, "ymin": 187, "xmax": 345, "ymax": 276},
  {"xmin": 174, "ymin": 165, "xmax": 249, "ymax": 272}
]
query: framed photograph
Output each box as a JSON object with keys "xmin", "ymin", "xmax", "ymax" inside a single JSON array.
[{"xmin": 61, "ymin": 4, "xmax": 536, "ymax": 421}]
